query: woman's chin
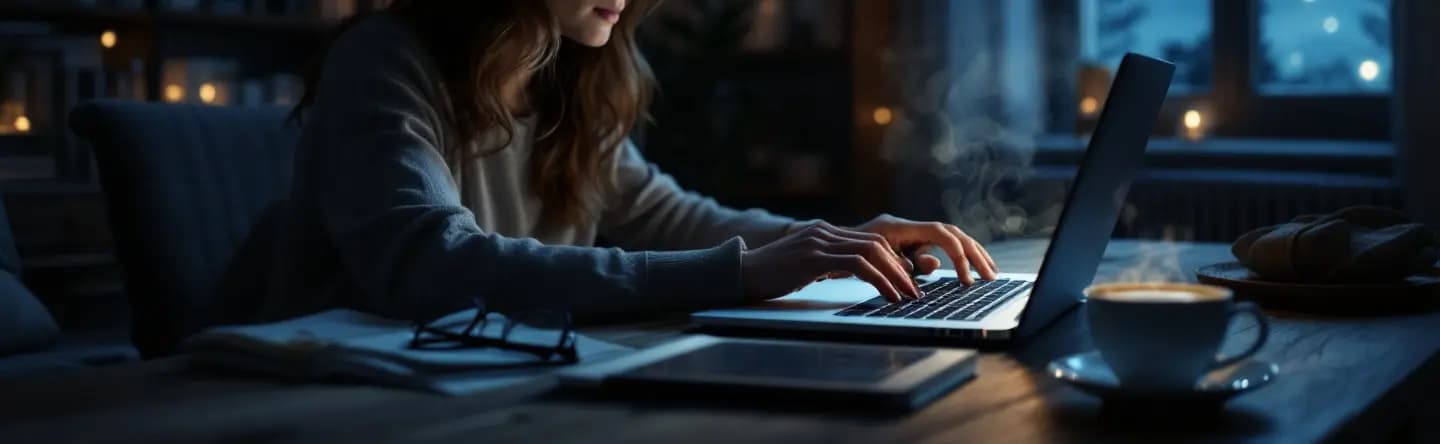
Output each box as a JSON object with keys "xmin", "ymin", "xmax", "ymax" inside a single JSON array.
[{"xmin": 564, "ymin": 29, "xmax": 613, "ymax": 48}]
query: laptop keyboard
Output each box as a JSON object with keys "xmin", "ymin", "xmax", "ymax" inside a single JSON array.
[{"xmin": 833, "ymin": 278, "xmax": 1031, "ymax": 321}]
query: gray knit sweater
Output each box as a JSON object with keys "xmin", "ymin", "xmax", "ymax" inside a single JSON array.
[{"xmin": 253, "ymin": 15, "xmax": 798, "ymax": 323}]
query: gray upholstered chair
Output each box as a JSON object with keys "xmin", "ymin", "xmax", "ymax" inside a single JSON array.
[
  {"xmin": 70, "ymin": 100, "xmax": 298, "ymax": 357},
  {"xmin": 0, "ymin": 194, "xmax": 139, "ymax": 377},
  {"xmin": 0, "ymin": 195, "xmax": 60, "ymax": 357}
]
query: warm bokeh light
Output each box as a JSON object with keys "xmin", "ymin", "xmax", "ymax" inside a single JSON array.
[
  {"xmin": 1183, "ymin": 110, "xmax": 1203, "ymax": 130},
  {"xmin": 199, "ymin": 83, "xmax": 218, "ymax": 104},
  {"xmin": 1079, "ymin": 96, "xmax": 1100, "ymax": 116},
  {"xmin": 14, "ymin": 116, "xmax": 31, "ymax": 133},
  {"xmin": 1358, "ymin": 60, "xmax": 1380, "ymax": 82},
  {"xmin": 100, "ymin": 30, "xmax": 117, "ymax": 49},
  {"xmin": 1181, "ymin": 109, "xmax": 1205, "ymax": 142},
  {"xmin": 164, "ymin": 84, "xmax": 185, "ymax": 103},
  {"xmin": 1322, "ymin": 16, "xmax": 1339, "ymax": 34},
  {"xmin": 872, "ymin": 107, "xmax": 893, "ymax": 125}
]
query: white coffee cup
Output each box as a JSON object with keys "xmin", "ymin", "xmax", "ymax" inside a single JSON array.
[{"xmin": 1084, "ymin": 282, "xmax": 1269, "ymax": 390}]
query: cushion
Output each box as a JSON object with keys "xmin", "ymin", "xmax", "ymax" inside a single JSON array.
[
  {"xmin": 70, "ymin": 101, "xmax": 297, "ymax": 356},
  {"xmin": 1232, "ymin": 206, "xmax": 1440, "ymax": 284},
  {"xmin": 0, "ymin": 272, "xmax": 59, "ymax": 356},
  {"xmin": 0, "ymin": 195, "xmax": 59, "ymax": 356}
]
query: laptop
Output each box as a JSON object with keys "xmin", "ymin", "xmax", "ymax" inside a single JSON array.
[{"xmin": 694, "ymin": 53, "xmax": 1175, "ymax": 344}]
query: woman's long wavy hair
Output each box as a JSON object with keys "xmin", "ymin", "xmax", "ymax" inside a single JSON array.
[{"xmin": 298, "ymin": 0, "xmax": 660, "ymax": 230}]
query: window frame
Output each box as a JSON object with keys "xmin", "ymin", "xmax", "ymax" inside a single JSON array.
[{"xmin": 1048, "ymin": 0, "xmax": 1392, "ymax": 141}]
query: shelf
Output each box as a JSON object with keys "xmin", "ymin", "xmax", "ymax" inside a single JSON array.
[
  {"xmin": 0, "ymin": 3, "xmax": 147, "ymax": 24},
  {"xmin": 1034, "ymin": 135, "xmax": 1394, "ymax": 177},
  {"xmin": 1030, "ymin": 166, "xmax": 1396, "ymax": 189},
  {"xmin": 0, "ymin": 134, "xmax": 54, "ymax": 157},
  {"xmin": 153, "ymin": 10, "xmax": 333, "ymax": 33},
  {"xmin": 0, "ymin": 3, "xmax": 334, "ymax": 34}
]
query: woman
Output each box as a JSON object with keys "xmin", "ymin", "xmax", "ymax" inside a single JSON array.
[{"xmin": 274, "ymin": 0, "xmax": 998, "ymax": 324}]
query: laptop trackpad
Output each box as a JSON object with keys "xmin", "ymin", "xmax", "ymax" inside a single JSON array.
[{"xmin": 760, "ymin": 278, "xmax": 886, "ymax": 311}]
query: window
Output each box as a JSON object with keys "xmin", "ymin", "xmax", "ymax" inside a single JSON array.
[
  {"xmin": 1058, "ymin": 0, "xmax": 1393, "ymax": 140},
  {"xmin": 1080, "ymin": 0, "xmax": 1212, "ymax": 94},
  {"xmin": 1257, "ymin": 0, "xmax": 1392, "ymax": 94}
]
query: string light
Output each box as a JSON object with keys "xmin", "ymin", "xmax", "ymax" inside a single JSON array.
[
  {"xmin": 14, "ymin": 116, "xmax": 31, "ymax": 133},
  {"xmin": 1182, "ymin": 110, "xmax": 1205, "ymax": 142},
  {"xmin": 1079, "ymin": 96, "xmax": 1100, "ymax": 116},
  {"xmin": 164, "ymin": 84, "xmax": 185, "ymax": 103},
  {"xmin": 100, "ymin": 30, "xmax": 117, "ymax": 49},
  {"xmin": 1358, "ymin": 60, "xmax": 1380, "ymax": 82},
  {"xmin": 872, "ymin": 107, "xmax": 893, "ymax": 125},
  {"xmin": 1322, "ymin": 16, "xmax": 1339, "ymax": 34},
  {"xmin": 198, "ymin": 83, "xmax": 218, "ymax": 104},
  {"xmin": 1183, "ymin": 110, "xmax": 1203, "ymax": 130}
]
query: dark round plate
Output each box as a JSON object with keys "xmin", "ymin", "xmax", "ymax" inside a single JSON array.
[
  {"xmin": 1048, "ymin": 351, "xmax": 1278, "ymax": 404},
  {"xmin": 1195, "ymin": 262, "xmax": 1440, "ymax": 314}
]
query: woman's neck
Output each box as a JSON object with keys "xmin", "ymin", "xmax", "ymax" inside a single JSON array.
[{"xmin": 503, "ymin": 71, "xmax": 536, "ymax": 116}]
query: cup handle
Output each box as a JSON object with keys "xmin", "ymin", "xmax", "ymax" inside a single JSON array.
[{"xmin": 1211, "ymin": 301, "xmax": 1270, "ymax": 369}]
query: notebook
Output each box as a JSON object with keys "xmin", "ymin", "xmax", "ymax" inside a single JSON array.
[{"xmin": 180, "ymin": 309, "xmax": 631, "ymax": 395}]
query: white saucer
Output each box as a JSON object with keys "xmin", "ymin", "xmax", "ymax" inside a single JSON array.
[{"xmin": 1047, "ymin": 351, "xmax": 1279, "ymax": 403}]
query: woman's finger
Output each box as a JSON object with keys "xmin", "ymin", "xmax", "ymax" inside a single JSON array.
[
  {"xmin": 816, "ymin": 234, "xmax": 919, "ymax": 299},
  {"xmin": 920, "ymin": 223, "xmax": 974, "ymax": 285},
  {"xmin": 908, "ymin": 251, "xmax": 942, "ymax": 275},
  {"xmin": 979, "ymin": 237, "xmax": 998, "ymax": 272},
  {"xmin": 816, "ymin": 225, "xmax": 920, "ymax": 297},
  {"xmin": 820, "ymin": 222, "xmax": 904, "ymax": 260},
  {"xmin": 947, "ymin": 225, "xmax": 998, "ymax": 280},
  {"xmin": 821, "ymin": 253, "xmax": 903, "ymax": 303},
  {"xmin": 966, "ymin": 236, "xmax": 999, "ymax": 281},
  {"xmin": 961, "ymin": 227, "xmax": 999, "ymax": 272}
]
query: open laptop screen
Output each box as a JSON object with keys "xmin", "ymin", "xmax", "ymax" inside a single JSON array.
[{"xmin": 1013, "ymin": 53, "xmax": 1175, "ymax": 341}]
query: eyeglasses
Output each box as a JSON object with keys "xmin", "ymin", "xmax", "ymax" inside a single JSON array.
[{"xmin": 409, "ymin": 297, "xmax": 579, "ymax": 364}]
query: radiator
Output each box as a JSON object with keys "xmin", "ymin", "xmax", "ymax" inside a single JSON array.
[{"xmin": 1115, "ymin": 175, "xmax": 1401, "ymax": 243}]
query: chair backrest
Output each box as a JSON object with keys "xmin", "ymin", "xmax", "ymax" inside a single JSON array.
[{"xmin": 71, "ymin": 100, "xmax": 297, "ymax": 357}]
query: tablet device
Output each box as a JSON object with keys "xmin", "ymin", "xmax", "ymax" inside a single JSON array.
[{"xmin": 559, "ymin": 335, "xmax": 977, "ymax": 411}]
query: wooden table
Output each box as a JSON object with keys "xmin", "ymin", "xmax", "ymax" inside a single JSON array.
[{"xmin": 3, "ymin": 240, "xmax": 1439, "ymax": 443}]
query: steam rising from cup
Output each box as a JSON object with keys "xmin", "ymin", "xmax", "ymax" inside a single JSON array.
[{"xmin": 880, "ymin": 50, "xmax": 1062, "ymax": 244}]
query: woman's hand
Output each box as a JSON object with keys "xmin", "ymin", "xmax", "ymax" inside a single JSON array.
[
  {"xmin": 853, "ymin": 214, "xmax": 998, "ymax": 285},
  {"xmin": 741, "ymin": 222, "xmax": 922, "ymax": 303}
]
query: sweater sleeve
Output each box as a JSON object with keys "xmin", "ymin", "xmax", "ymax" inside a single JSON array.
[
  {"xmin": 598, "ymin": 141, "xmax": 799, "ymax": 251},
  {"xmin": 305, "ymin": 17, "xmax": 745, "ymax": 322}
]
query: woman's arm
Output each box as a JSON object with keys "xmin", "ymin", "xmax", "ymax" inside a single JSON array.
[
  {"xmin": 305, "ymin": 17, "xmax": 746, "ymax": 322},
  {"xmin": 598, "ymin": 142, "xmax": 802, "ymax": 251}
]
